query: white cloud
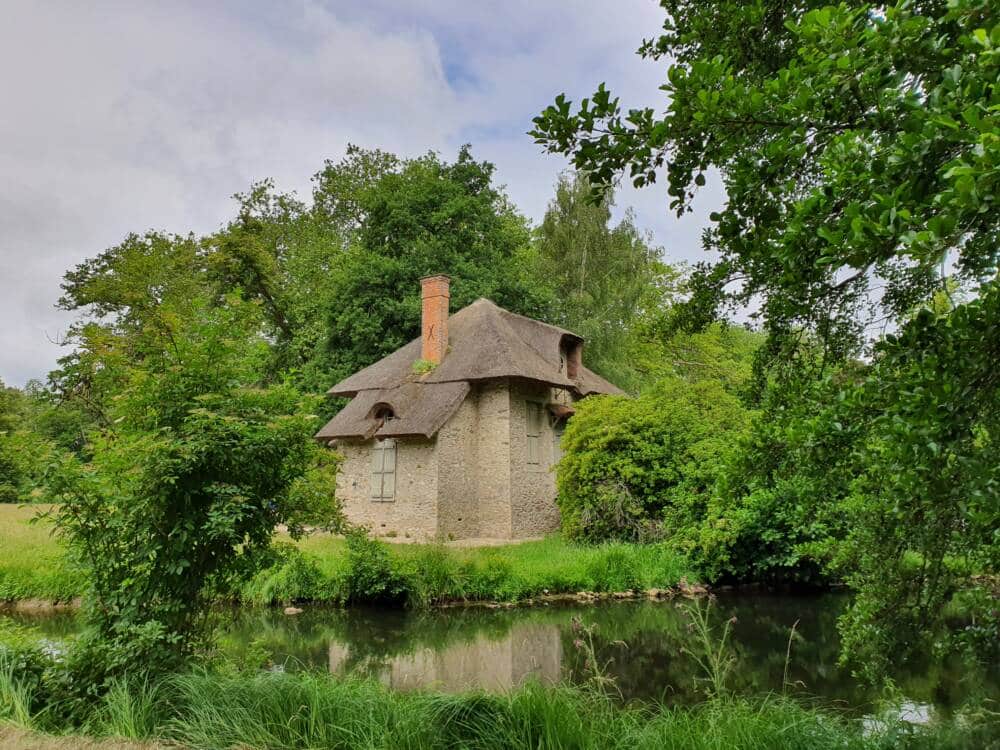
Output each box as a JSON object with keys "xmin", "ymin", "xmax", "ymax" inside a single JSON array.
[{"xmin": 0, "ymin": 0, "xmax": 720, "ymax": 386}]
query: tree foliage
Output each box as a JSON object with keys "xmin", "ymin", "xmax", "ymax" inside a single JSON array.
[
  {"xmin": 556, "ymin": 377, "xmax": 752, "ymax": 543},
  {"xmin": 533, "ymin": 0, "xmax": 1000, "ymax": 672},
  {"xmin": 44, "ymin": 296, "xmax": 340, "ymax": 685},
  {"xmin": 315, "ymin": 146, "xmax": 551, "ymax": 388},
  {"xmin": 533, "ymin": 0, "xmax": 998, "ymax": 355},
  {"xmin": 535, "ymin": 173, "xmax": 672, "ymax": 389}
]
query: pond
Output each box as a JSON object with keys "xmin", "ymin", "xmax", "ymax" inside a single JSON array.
[{"xmin": 6, "ymin": 593, "xmax": 997, "ymax": 719}]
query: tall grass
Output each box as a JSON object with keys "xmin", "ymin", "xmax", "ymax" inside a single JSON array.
[
  {"xmin": 0, "ymin": 661, "xmax": 35, "ymax": 730},
  {"xmin": 71, "ymin": 671, "xmax": 994, "ymax": 750},
  {"xmin": 83, "ymin": 677, "xmax": 164, "ymax": 741},
  {"xmin": 680, "ymin": 598, "xmax": 737, "ymax": 699},
  {"xmin": 4, "ymin": 652, "xmax": 996, "ymax": 749}
]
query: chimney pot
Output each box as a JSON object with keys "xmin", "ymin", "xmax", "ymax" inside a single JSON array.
[{"xmin": 420, "ymin": 275, "xmax": 450, "ymax": 364}]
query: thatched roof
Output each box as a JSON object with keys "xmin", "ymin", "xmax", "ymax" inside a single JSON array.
[
  {"xmin": 315, "ymin": 298, "xmax": 622, "ymax": 441},
  {"xmin": 315, "ymin": 381, "xmax": 470, "ymax": 440}
]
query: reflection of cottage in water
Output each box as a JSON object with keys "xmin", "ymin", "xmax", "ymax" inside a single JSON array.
[{"xmin": 328, "ymin": 622, "xmax": 562, "ymax": 691}]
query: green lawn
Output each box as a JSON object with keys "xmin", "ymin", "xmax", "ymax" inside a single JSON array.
[
  {"xmin": 0, "ymin": 505, "xmax": 84, "ymax": 602},
  {"xmin": 0, "ymin": 504, "xmax": 696, "ymax": 606}
]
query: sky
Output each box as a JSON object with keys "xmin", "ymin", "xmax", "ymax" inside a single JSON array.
[{"xmin": 0, "ymin": 0, "xmax": 724, "ymax": 387}]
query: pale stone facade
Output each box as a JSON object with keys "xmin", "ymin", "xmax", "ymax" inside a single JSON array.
[
  {"xmin": 317, "ymin": 280, "xmax": 623, "ymax": 542},
  {"xmin": 334, "ymin": 378, "xmax": 573, "ymax": 541}
]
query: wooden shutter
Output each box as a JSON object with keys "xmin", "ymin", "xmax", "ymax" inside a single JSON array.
[
  {"xmin": 382, "ymin": 440, "xmax": 396, "ymax": 499},
  {"xmin": 371, "ymin": 439, "xmax": 396, "ymax": 500},
  {"xmin": 371, "ymin": 442, "xmax": 385, "ymax": 499},
  {"xmin": 526, "ymin": 402, "xmax": 541, "ymax": 465}
]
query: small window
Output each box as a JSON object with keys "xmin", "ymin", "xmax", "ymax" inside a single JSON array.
[
  {"xmin": 371, "ymin": 439, "xmax": 396, "ymax": 501},
  {"xmin": 526, "ymin": 402, "xmax": 542, "ymax": 465}
]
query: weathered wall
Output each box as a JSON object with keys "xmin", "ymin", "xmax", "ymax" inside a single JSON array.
[
  {"xmin": 473, "ymin": 380, "xmax": 514, "ymax": 539},
  {"xmin": 335, "ymin": 437, "xmax": 438, "ymax": 540},
  {"xmin": 334, "ymin": 378, "xmax": 575, "ymax": 541},
  {"xmin": 508, "ymin": 380, "xmax": 563, "ymax": 538},
  {"xmin": 436, "ymin": 394, "xmax": 480, "ymax": 539}
]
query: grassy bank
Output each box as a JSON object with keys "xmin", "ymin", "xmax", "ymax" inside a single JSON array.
[
  {"xmin": 0, "ymin": 505, "xmax": 696, "ymax": 607},
  {"xmin": 2, "ymin": 667, "xmax": 995, "ymax": 750}
]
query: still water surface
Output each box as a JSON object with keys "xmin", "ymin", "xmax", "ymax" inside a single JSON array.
[{"xmin": 8, "ymin": 593, "xmax": 997, "ymax": 718}]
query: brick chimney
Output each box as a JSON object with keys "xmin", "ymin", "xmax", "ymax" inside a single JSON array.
[{"xmin": 420, "ymin": 275, "xmax": 450, "ymax": 364}]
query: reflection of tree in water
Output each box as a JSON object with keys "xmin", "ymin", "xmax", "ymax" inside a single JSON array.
[
  {"xmin": 557, "ymin": 596, "xmax": 998, "ymax": 714},
  {"xmin": 560, "ymin": 602, "xmax": 703, "ymax": 705}
]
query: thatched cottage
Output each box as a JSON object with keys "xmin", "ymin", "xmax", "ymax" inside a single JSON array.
[{"xmin": 315, "ymin": 275, "xmax": 622, "ymax": 541}]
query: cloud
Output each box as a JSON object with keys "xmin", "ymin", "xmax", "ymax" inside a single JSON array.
[{"xmin": 0, "ymin": 0, "xmax": 721, "ymax": 386}]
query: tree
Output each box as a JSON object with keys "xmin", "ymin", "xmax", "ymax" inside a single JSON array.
[
  {"xmin": 0, "ymin": 380, "xmax": 26, "ymax": 501},
  {"xmin": 314, "ymin": 146, "xmax": 552, "ymax": 386},
  {"xmin": 206, "ymin": 182, "xmax": 344, "ymax": 386},
  {"xmin": 533, "ymin": 1, "xmax": 998, "ymax": 361},
  {"xmin": 533, "ymin": 0, "xmax": 999, "ymax": 673},
  {"xmin": 44, "ymin": 295, "xmax": 340, "ymax": 689},
  {"xmin": 535, "ymin": 173, "xmax": 672, "ymax": 390},
  {"xmin": 54, "ymin": 232, "xmax": 213, "ymax": 430}
]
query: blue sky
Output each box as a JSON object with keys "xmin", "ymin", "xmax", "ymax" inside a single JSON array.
[{"xmin": 0, "ymin": 1, "xmax": 724, "ymax": 386}]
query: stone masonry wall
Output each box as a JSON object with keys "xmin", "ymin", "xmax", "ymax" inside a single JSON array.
[
  {"xmin": 508, "ymin": 380, "xmax": 563, "ymax": 538},
  {"xmin": 473, "ymin": 380, "xmax": 513, "ymax": 539},
  {"xmin": 436, "ymin": 394, "xmax": 480, "ymax": 539},
  {"xmin": 335, "ymin": 437, "xmax": 438, "ymax": 540},
  {"xmin": 334, "ymin": 379, "xmax": 574, "ymax": 541}
]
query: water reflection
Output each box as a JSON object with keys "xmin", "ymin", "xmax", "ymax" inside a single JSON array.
[
  {"xmin": 6, "ymin": 594, "xmax": 998, "ymax": 716},
  {"xmin": 328, "ymin": 621, "xmax": 562, "ymax": 692}
]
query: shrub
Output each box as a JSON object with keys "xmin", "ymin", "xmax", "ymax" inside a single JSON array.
[
  {"xmin": 342, "ymin": 530, "xmax": 411, "ymax": 605},
  {"xmin": 400, "ymin": 544, "xmax": 459, "ymax": 606},
  {"xmin": 237, "ymin": 544, "xmax": 336, "ymax": 606},
  {"xmin": 0, "ymin": 430, "xmax": 53, "ymax": 504},
  {"xmin": 557, "ymin": 377, "xmax": 751, "ymax": 543}
]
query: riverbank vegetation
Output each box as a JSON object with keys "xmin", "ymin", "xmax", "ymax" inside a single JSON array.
[
  {"xmin": 0, "ymin": 504, "xmax": 693, "ymax": 607},
  {"xmin": 5, "ymin": 672, "xmax": 996, "ymax": 750},
  {"xmin": 1, "ymin": 0, "xmax": 998, "ymax": 745},
  {"xmin": 3, "ymin": 613, "xmax": 996, "ymax": 750}
]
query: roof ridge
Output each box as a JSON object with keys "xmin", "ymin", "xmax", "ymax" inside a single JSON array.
[
  {"xmin": 495, "ymin": 304, "xmax": 582, "ymax": 341},
  {"xmin": 325, "ymin": 294, "xmax": 618, "ymax": 399}
]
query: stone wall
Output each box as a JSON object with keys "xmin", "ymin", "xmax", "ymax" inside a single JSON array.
[
  {"xmin": 436, "ymin": 394, "xmax": 480, "ymax": 539},
  {"xmin": 334, "ymin": 378, "xmax": 573, "ymax": 541},
  {"xmin": 473, "ymin": 380, "xmax": 514, "ymax": 538},
  {"xmin": 335, "ymin": 437, "xmax": 438, "ymax": 540},
  {"xmin": 508, "ymin": 380, "xmax": 563, "ymax": 538}
]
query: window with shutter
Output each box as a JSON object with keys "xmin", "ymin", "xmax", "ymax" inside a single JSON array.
[
  {"xmin": 526, "ymin": 402, "xmax": 542, "ymax": 465},
  {"xmin": 371, "ymin": 439, "xmax": 396, "ymax": 501}
]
